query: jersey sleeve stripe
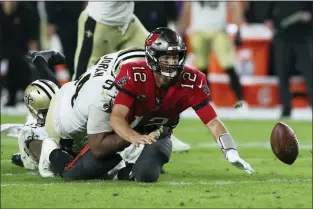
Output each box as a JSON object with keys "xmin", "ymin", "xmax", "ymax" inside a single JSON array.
[
  {"xmin": 113, "ymin": 83, "xmax": 137, "ymax": 99},
  {"xmin": 114, "ymin": 54, "xmax": 145, "ymax": 72},
  {"xmin": 118, "ymin": 48, "xmax": 144, "ymax": 57},
  {"xmin": 192, "ymin": 98, "xmax": 210, "ymax": 111}
]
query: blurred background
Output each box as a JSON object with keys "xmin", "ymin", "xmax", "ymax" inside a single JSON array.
[{"xmin": 0, "ymin": 1, "xmax": 312, "ymax": 120}]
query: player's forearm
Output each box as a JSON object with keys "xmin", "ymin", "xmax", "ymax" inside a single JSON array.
[
  {"xmin": 88, "ymin": 132, "xmax": 130, "ymax": 159},
  {"xmin": 98, "ymin": 134, "xmax": 130, "ymax": 158},
  {"xmin": 33, "ymin": 58, "xmax": 61, "ymax": 87},
  {"xmin": 110, "ymin": 115, "xmax": 140, "ymax": 143},
  {"xmin": 205, "ymin": 117, "xmax": 229, "ymax": 143}
]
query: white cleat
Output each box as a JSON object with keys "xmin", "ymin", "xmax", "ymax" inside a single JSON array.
[
  {"xmin": 171, "ymin": 135, "xmax": 190, "ymax": 152},
  {"xmin": 38, "ymin": 137, "xmax": 59, "ymax": 178}
]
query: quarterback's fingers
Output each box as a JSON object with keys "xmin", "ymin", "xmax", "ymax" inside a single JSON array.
[
  {"xmin": 147, "ymin": 133, "xmax": 158, "ymax": 141},
  {"xmin": 145, "ymin": 135, "xmax": 157, "ymax": 142},
  {"xmin": 140, "ymin": 139, "xmax": 152, "ymax": 145},
  {"xmin": 244, "ymin": 167, "xmax": 255, "ymax": 175},
  {"xmin": 238, "ymin": 158, "xmax": 255, "ymax": 175},
  {"xmin": 141, "ymin": 136, "xmax": 155, "ymax": 144},
  {"xmin": 232, "ymin": 161, "xmax": 245, "ymax": 170}
]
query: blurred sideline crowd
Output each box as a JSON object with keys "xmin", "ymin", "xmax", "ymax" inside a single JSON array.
[{"xmin": 0, "ymin": 1, "xmax": 312, "ymax": 118}]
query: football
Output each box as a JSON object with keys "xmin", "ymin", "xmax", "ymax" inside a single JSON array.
[{"xmin": 270, "ymin": 122, "xmax": 299, "ymax": 165}]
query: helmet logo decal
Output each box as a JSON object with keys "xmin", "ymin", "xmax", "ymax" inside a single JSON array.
[
  {"xmin": 168, "ymin": 46, "xmax": 181, "ymax": 51},
  {"xmin": 24, "ymin": 94, "xmax": 35, "ymax": 105},
  {"xmin": 145, "ymin": 33, "xmax": 161, "ymax": 46}
]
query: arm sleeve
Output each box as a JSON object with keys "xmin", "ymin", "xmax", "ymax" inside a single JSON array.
[
  {"xmin": 113, "ymin": 63, "xmax": 136, "ymax": 109},
  {"xmin": 33, "ymin": 58, "xmax": 61, "ymax": 87},
  {"xmin": 189, "ymin": 74, "xmax": 217, "ymax": 124},
  {"xmin": 87, "ymin": 104, "xmax": 112, "ymax": 134}
]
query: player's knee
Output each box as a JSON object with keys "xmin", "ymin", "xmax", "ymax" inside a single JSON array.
[
  {"xmin": 133, "ymin": 160, "xmax": 161, "ymax": 183},
  {"xmin": 133, "ymin": 137, "xmax": 172, "ymax": 183},
  {"xmin": 157, "ymin": 135, "xmax": 172, "ymax": 163}
]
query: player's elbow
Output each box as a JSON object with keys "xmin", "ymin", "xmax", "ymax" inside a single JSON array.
[
  {"xmin": 109, "ymin": 116, "xmax": 117, "ymax": 130},
  {"xmin": 109, "ymin": 115, "xmax": 122, "ymax": 131}
]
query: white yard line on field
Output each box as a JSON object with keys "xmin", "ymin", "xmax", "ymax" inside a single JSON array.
[
  {"xmin": 1, "ymin": 172, "xmax": 38, "ymax": 176},
  {"xmin": 191, "ymin": 142, "xmax": 312, "ymax": 149},
  {"xmin": 1, "ymin": 178, "xmax": 311, "ymax": 188},
  {"xmin": 164, "ymin": 178, "xmax": 312, "ymax": 186}
]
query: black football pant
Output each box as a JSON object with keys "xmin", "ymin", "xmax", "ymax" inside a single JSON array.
[
  {"xmin": 50, "ymin": 128, "xmax": 172, "ymax": 182},
  {"xmin": 273, "ymin": 36, "xmax": 313, "ymax": 111}
]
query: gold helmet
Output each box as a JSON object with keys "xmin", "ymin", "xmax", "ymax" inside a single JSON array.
[{"xmin": 24, "ymin": 79, "xmax": 59, "ymax": 125}]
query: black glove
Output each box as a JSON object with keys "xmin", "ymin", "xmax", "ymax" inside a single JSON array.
[
  {"xmin": 26, "ymin": 50, "xmax": 65, "ymax": 66},
  {"xmin": 234, "ymin": 30, "xmax": 243, "ymax": 47}
]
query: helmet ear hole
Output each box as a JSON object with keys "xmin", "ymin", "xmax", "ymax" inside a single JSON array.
[{"xmin": 37, "ymin": 90, "xmax": 41, "ymax": 94}]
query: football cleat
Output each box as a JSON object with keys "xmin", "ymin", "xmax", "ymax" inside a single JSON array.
[{"xmin": 171, "ymin": 135, "xmax": 190, "ymax": 152}]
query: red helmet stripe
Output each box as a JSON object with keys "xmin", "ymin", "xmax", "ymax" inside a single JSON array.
[{"xmin": 145, "ymin": 33, "xmax": 160, "ymax": 47}]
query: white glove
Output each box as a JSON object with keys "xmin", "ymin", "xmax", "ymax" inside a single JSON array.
[{"xmin": 225, "ymin": 150, "xmax": 255, "ymax": 175}]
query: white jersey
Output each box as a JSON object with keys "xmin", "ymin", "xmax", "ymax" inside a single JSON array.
[
  {"xmin": 51, "ymin": 48, "xmax": 145, "ymax": 152},
  {"xmin": 85, "ymin": 1, "xmax": 134, "ymax": 26},
  {"xmin": 0, "ymin": 112, "xmax": 48, "ymax": 170},
  {"xmin": 189, "ymin": 1, "xmax": 227, "ymax": 32},
  {"xmin": 18, "ymin": 113, "xmax": 49, "ymax": 170}
]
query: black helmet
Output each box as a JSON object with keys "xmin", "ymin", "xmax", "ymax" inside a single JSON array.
[{"xmin": 145, "ymin": 27, "xmax": 187, "ymax": 80}]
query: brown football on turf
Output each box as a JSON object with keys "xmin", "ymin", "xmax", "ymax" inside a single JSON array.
[{"xmin": 270, "ymin": 122, "xmax": 299, "ymax": 165}]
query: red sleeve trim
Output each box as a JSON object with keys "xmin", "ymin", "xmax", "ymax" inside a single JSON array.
[
  {"xmin": 113, "ymin": 83, "xmax": 137, "ymax": 99},
  {"xmin": 114, "ymin": 90, "xmax": 135, "ymax": 109},
  {"xmin": 192, "ymin": 98, "xmax": 210, "ymax": 111},
  {"xmin": 195, "ymin": 102, "xmax": 217, "ymax": 124}
]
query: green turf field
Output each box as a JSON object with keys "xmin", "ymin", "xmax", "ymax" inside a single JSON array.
[{"xmin": 1, "ymin": 115, "xmax": 312, "ymax": 208}]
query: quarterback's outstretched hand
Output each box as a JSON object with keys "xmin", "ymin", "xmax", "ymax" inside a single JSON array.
[
  {"xmin": 26, "ymin": 50, "xmax": 65, "ymax": 66},
  {"xmin": 225, "ymin": 150, "xmax": 255, "ymax": 175}
]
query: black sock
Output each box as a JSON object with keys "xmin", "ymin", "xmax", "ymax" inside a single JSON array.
[
  {"xmin": 49, "ymin": 149, "xmax": 73, "ymax": 177},
  {"xmin": 226, "ymin": 67, "xmax": 243, "ymax": 101}
]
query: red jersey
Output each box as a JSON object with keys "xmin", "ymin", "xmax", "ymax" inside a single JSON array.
[{"xmin": 113, "ymin": 60, "xmax": 217, "ymax": 128}]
